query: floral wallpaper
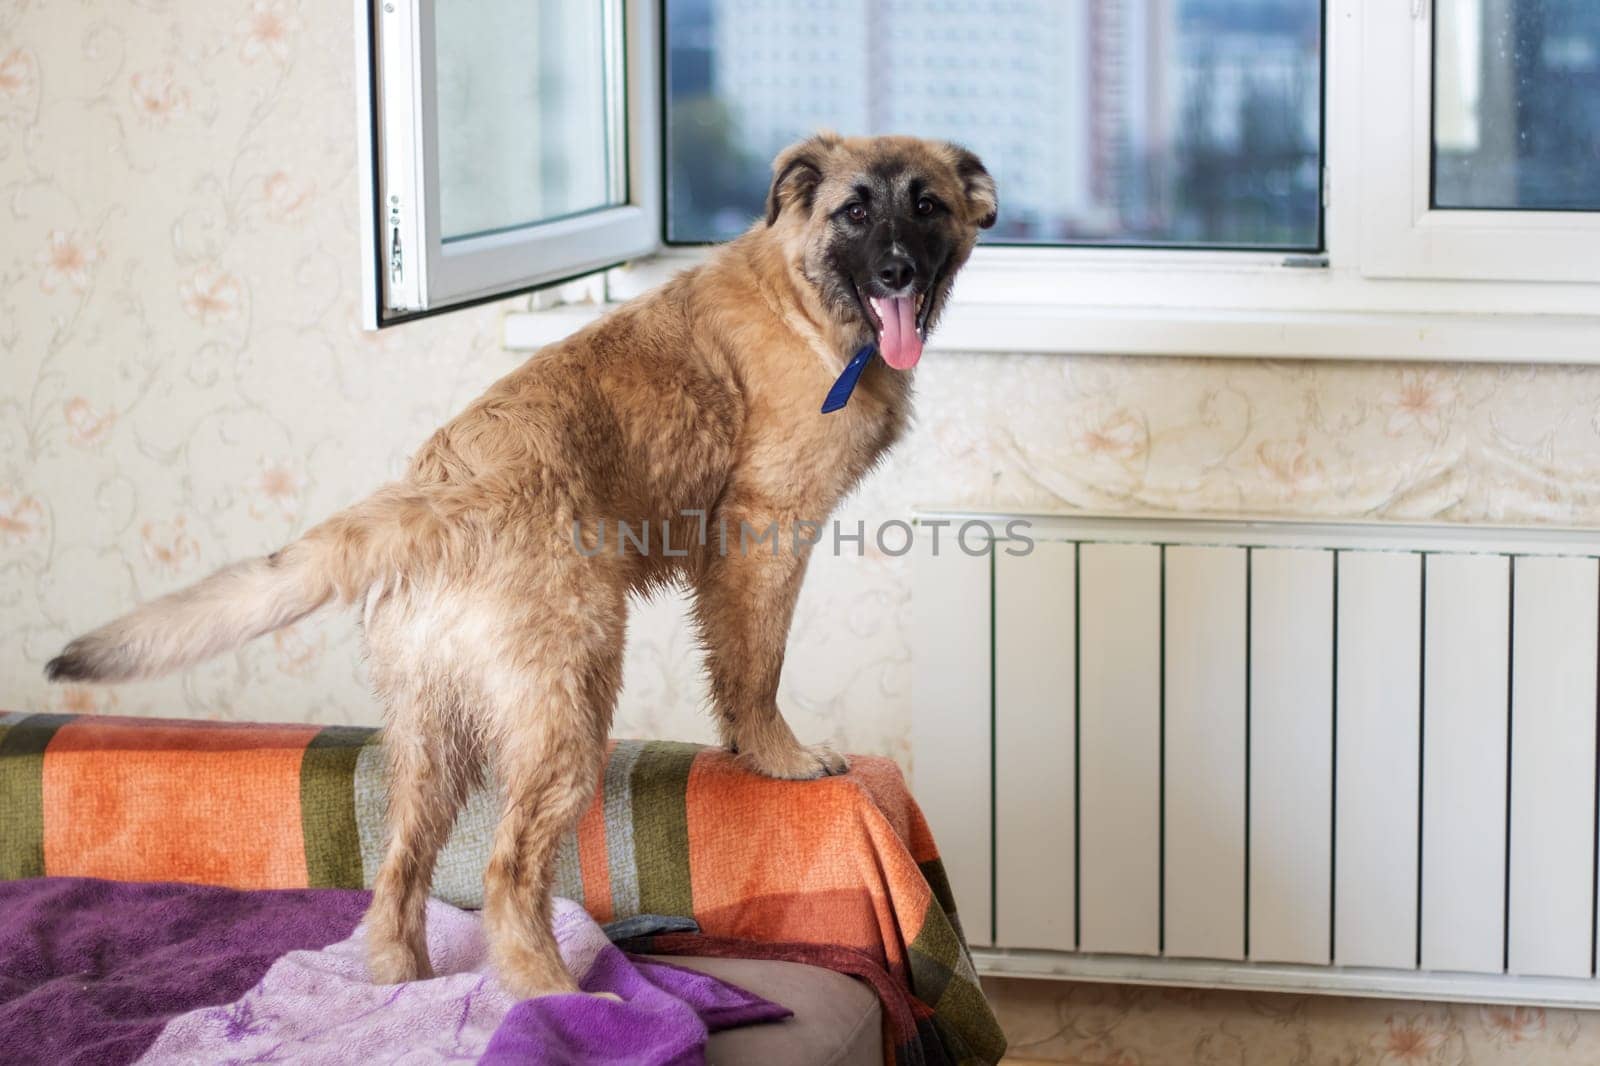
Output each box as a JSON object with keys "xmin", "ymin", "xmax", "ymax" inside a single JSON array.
[
  {"xmin": 1, "ymin": 0, "xmax": 524, "ymax": 726},
  {"xmin": 4, "ymin": 2, "xmax": 1600, "ymax": 1063}
]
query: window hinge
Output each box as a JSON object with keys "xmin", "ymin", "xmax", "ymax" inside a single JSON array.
[
  {"xmin": 1321, "ymin": 165, "xmax": 1331, "ymax": 210},
  {"xmin": 1411, "ymin": 0, "xmax": 1428, "ymax": 20}
]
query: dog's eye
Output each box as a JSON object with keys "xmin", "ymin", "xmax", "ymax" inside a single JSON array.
[
  {"xmin": 845, "ymin": 203, "xmax": 868, "ymax": 224},
  {"xmin": 915, "ymin": 196, "xmax": 937, "ymax": 217}
]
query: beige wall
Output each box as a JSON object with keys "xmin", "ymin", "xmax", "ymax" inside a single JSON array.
[{"xmin": 4, "ymin": 3, "xmax": 1600, "ymax": 1063}]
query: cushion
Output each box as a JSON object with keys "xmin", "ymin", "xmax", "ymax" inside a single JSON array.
[{"xmin": 666, "ymin": 955, "xmax": 883, "ymax": 1066}]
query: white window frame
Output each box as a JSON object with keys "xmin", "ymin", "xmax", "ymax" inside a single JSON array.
[
  {"xmin": 1360, "ymin": 0, "xmax": 1600, "ymax": 283},
  {"xmin": 355, "ymin": 0, "xmax": 660, "ymax": 327},
  {"xmin": 381, "ymin": 0, "xmax": 1597, "ymax": 361}
]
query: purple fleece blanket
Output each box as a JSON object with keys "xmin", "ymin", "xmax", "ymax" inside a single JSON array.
[{"xmin": 0, "ymin": 878, "xmax": 790, "ymax": 1065}]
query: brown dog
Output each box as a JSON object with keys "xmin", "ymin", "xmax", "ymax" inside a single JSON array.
[{"xmin": 45, "ymin": 133, "xmax": 996, "ymax": 996}]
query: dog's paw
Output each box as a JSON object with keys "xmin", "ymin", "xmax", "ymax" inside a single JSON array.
[{"xmin": 738, "ymin": 741, "xmax": 849, "ymax": 780}]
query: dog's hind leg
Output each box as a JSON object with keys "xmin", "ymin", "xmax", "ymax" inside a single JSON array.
[
  {"xmin": 479, "ymin": 600, "xmax": 621, "ymax": 998},
  {"xmin": 365, "ymin": 681, "xmax": 480, "ymax": 984}
]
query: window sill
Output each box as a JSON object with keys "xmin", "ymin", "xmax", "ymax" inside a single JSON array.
[{"xmin": 503, "ymin": 300, "xmax": 1600, "ymax": 364}]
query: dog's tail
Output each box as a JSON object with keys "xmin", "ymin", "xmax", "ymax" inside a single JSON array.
[{"xmin": 45, "ymin": 483, "xmax": 482, "ymax": 685}]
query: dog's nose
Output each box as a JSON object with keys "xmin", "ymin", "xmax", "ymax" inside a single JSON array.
[{"xmin": 875, "ymin": 256, "xmax": 914, "ymax": 292}]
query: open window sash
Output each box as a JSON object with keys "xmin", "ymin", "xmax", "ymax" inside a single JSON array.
[{"xmin": 355, "ymin": 0, "xmax": 662, "ymax": 328}]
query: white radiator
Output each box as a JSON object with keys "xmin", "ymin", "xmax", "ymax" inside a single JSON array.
[{"xmin": 911, "ymin": 511, "xmax": 1600, "ymax": 1007}]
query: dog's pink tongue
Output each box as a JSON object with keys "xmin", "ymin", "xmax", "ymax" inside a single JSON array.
[{"xmin": 870, "ymin": 296, "xmax": 923, "ymax": 370}]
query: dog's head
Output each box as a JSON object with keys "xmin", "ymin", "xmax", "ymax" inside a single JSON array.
[{"xmin": 764, "ymin": 133, "xmax": 997, "ymax": 371}]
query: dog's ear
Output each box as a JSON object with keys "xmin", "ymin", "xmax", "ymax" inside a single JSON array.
[
  {"xmin": 951, "ymin": 146, "xmax": 998, "ymax": 230},
  {"xmin": 765, "ymin": 134, "xmax": 836, "ymax": 226}
]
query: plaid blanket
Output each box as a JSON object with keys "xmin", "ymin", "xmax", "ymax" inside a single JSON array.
[{"xmin": 0, "ymin": 712, "xmax": 1004, "ymax": 1065}]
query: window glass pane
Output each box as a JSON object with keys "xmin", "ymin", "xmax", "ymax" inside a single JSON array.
[
  {"xmin": 435, "ymin": 0, "xmax": 620, "ymax": 243},
  {"xmin": 1434, "ymin": 0, "xmax": 1600, "ymax": 211},
  {"xmin": 665, "ymin": 0, "xmax": 1323, "ymax": 248}
]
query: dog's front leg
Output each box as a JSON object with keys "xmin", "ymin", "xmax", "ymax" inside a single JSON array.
[{"xmin": 691, "ymin": 508, "xmax": 847, "ymax": 780}]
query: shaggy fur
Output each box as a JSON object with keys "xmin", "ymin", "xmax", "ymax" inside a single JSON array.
[{"xmin": 46, "ymin": 133, "xmax": 996, "ymax": 996}]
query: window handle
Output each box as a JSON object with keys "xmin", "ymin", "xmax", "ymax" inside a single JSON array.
[{"xmin": 388, "ymin": 197, "xmax": 403, "ymax": 287}]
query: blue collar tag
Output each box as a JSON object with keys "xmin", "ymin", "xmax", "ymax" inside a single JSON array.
[{"xmin": 820, "ymin": 343, "xmax": 877, "ymax": 414}]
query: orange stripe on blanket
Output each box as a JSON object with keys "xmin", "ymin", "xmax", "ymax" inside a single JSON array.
[
  {"xmin": 41, "ymin": 717, "xmax": 321, "ymax": 889},
  {"xmin": 685, "ymin": 750, "xmax": 934, "ymax": 970},
  {"xmin": 690, "ymin": 888, "xmax": 884, "ymax": 954},
  {"xmin": 851, "ymin": 757, "xmax": 942, "ymax": 866}
]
